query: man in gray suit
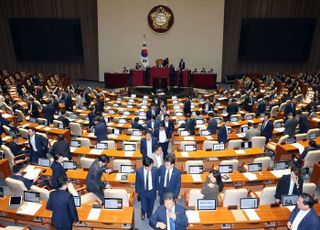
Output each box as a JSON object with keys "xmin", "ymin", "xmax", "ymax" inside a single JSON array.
[
  {"xmin": 245, "ymin": 122, "xmax": 260, "ymax": 141},
  {"xmin": 85, "ymin": 154, "xmax": 113, "ymax": 204},
  {"xmin": 150, "ymin": 144, "xmax": 164, "ymax": 168},
  {"xmin": 284, "ymin": 113, "xmax": 297, "ymax": 137}
]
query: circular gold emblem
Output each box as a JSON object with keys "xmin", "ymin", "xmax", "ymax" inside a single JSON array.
[{"xmin": 148, "ymin": 5, "xmax": 174, "ymax": 33}]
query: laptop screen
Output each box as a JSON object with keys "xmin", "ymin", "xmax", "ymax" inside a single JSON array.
[
  {"xmin": 200, "ymin": 130, "xmax": 210, "ymax": 136},
  {"xmin": 241, "ymin": 141, "xmax": 252, "ymax": 149},
  {"xmin": 120, "ymin": 165, "xmax": 135, "ymax": 174},
  {"xmin": 184, "ymin": 145, "xmax": 197, "ymax": 152},
  {"xmin": 9, "ymin": 196, "xmax": 22, "ymax": 205},
  {"xmin": 104, "ymin": 198, "xmax": 123, "ymax": 209},
  {"xmin": 29, "ymin": 117, "xmax": 37, "ymax": 123},
  {"xmin": 124, "ymin": 144, "xmax": 136, "ymax": 151},
  {"xmin": 118, "ymin": 118, "xmax": 126, "ymax": 124},
  {"xmin": 213, "ymin": 144, "xmax": 225, "ymax": 151},
  {"xmin": 281, "ymin": 195, "xmax": 298, "ymax": 206},
  {"xmin": 308, "ymin": 133, "xmax": 317, "ymax": 140},
  {"xmin": 248, "ymin": 163, "xmax": 262, "ymax": 172},
  {"xmin": 275, "ymin": 161, "xmax": 289, "ymax": 170},
  {"xmin": 70, "ymin": 140, "xmax": 81, "ymax": 147},
  {"xmin": 246, "ymin": 115, "xmax": 254, "ymax": 120},
  {"xmin": 287, "ymin": 137, "xmax": 296, "ymax": 144},
  {"xmin": 231, "ymin": 116, "xmax": 239, "ymax": 122},
  {"xmin": 196, "ymin": 119, "xmax": 205, "ymax": 125},
  {"xmin": 176, "ymin": 112, "xmax": 183, "ymax": 117},
  {"xmin": 240, "ymin": 198, "xmax": 259, "ymax": 209},
  {"xmin": 59, "ymin": 123, "xmax": 64, "ymax": 129},
  {"xmin": 73, "ymin": 196, "xmax": 81, "ymax": 207},
  {"xmin": 38, "ymin": 158, "xmax": 50, "ymax": 167},
  {"xmin": 197, "ymin": 199, "xmax": 216, "ymax": 211},
  {"xmin": 219, "ymin": 165, "xmax": 233, "ymax": 174},
  {"xmin": 132, "ymin": 130, "xmax": 142, "ymax": 136},
  {"xmin": 189, "ymin": 166, "xmax": 203, "ymax": 174},
  {"xmin": 63, "ymin": 161, "xmax": 77, "ymax": 170},
  {"xmin": 180, "ymin": 130, "xmax": 189, "ymax": 137},
  {"xmin": 23, "ymin": 191, "xmax": 40, "ymax": 203},
  {"xmin": 96, "ymin": 143, "xmax": 108, "ymax": 150}
]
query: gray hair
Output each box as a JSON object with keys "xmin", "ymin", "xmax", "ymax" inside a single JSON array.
[{"xmin": 163, "ymin": 192, "xmax": 174, "ymax": 201}]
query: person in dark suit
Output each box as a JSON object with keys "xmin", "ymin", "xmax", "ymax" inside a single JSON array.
[
  {"xmin": 135, "ymin": 157, "xmax": 158, "ymax": 220},
  {"xmin": 49, "ymin": 135, "xmax": 71, "ymax": 160},
  {"xmin": 140, "ymin": 130, "xmax": 158, "ymax": 159},
  {"xmin": 147, "ymin": 105, "xmax": 158, "ymax": 121},
  {"xmin": 131, "ymin": 117, "xmax": 147, "ymax": 131},
  {"xmin": 158, "ymin": 155, "xmax": 181, "ymax": 205},
  {"xmin": 275, "ymin": 167, "xmax": 303, "ymax": 202},
  {"xmin": 86, "ymin": 154, "xmax": 112, "ymax": 204},
  {"xmin": 51, "ymin": 153, "xmax": 67, "ymax": 189},
  {"xmin": 94, "ymin": 96, "xmax": 104, "ymax": 114},
  {"xmin": 146, "ymin": 115, "xmax": 160, "ymax": 133},
  {"xmin": 160, "ymin": 114, "xmax": 175, "ymax": 136},
  {"xmin": 11, "ymin": 164, "xmax": 35, "ymax": 190},
  {"xmin": 46, "ymin": 175, "xmax": 79, "ymax": 230},
  {"xmin": 36, "ymin": 87, "xmax": 43, "ymax": 103},
  {"xmin": 64, "ymin": 91, "xmax": 73, "ymax": 111},
  {"xmin": 84, "ymin": 89, "xmax": 91, "ymax": 108},
  {"xmin": 179, "ymin": 59, "xmax": 185, "ymax": 70},
  {"xmin": 154, "ymin": 123, "xmax": 171, "ymax": 159},
  {"xmin": 202, "ymin": 99, "xmax": 213, "ymax": 114},
  {"xmin": 287, "ymin": 193, "xmax": 320, "ymax": 230},
  {"xmin": 261, "ymin": 113, "xmax": 274, "ymax": 143},
  {"xmin": 87, "ymin": 106, "xmax": 97, "ymax": 128},
  {"xmin": 218, "ymin": 121, "xmax": 230, "ymax": 144},
  {"xmin": 27, "ymin": 97, "xmax": 40, "ymax": 118},
  {"xmin": 226, "ymin": 99, "xmax": 239, "ymax": 119},
  {"xmin": 8, "ymin": 135, "xmax": 28, "ymax": 162},
  {"xmin": 57, "ymin": 110, "xmax": 70, "ymax": 128},
  {"xmin": 284, "ymin": 99, "xmax": 297, "ymax": 118},
  {"xmin": 16, "ymin": 80, "xmax": 23, "ymax": 97},
  {"xmin": 42, "ymin": 101, "xmax": 55, "ymax": 124},
  {"xmin": 93, "ymin": 117, "xmax": 107, "ymax": 143},
  {"xmin": 296, "ymin": 110, "xmax": 312, "ymax": 134},
  {"xmin": 284, "ymin": 113, "xmax": 298, "ymax": 137},
  {"xmin": 244, "ymin": 91, "xmax": 255, "ymax": 112},
  {"xmin": 183, "ymin": 97, "xmax": 191, "ymax": 116},
  {"xmin": 255, "ymin": 98, "xmax": 267, "ymax": 117},
  {"xmin": 295, "ymin": 140, "xmax": 320, "ymax": 167},
  {"xmin": 179, "ymin": 113, "xmax": 196, "ymax": 135},
  {"xmin": 149, "ymin": 192, "xmax": 188, "ymax": 230},
  {"xmin": 207, "ymin": 112, "xmax": 218, "ymax": 135},
  {"xmin": 28, "ymin": 128, "xmax": 48, "ymax": 163}
]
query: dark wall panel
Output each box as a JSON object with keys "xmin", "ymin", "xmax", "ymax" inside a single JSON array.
[
  {"xmin": 223, "ymin": 0, "xmax": 320, "ymax": 75},
  {"xmin": 0, "ymin": 0, "xmax": 98, "ymax": 80}
]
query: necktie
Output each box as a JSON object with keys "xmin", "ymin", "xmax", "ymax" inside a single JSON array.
[
  {"xmin": 169, "ymin": 213, "xmax": 175, "ymax": 230},
  {"xmin": 146, "ymin": 171, "xmax": 149, "ymax": 191},
  {"xmin": 165, "ymin": 170, "xmax": 170, "ymax": 188}
]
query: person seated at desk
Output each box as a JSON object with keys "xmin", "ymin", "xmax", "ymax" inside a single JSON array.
[
  {"xmin": 51, "ymin": 153, "xmax": 67, "ymax": 190},
  {"xmin": 147, "ymin": 115, "xmax": 159, "ymax": 133},
  {"xmin": 135, "ymin": 157, "xmax": 158, "ymax": 220},
  {"xmin": 218, "ymin": 120, "xmax": 230, "ymax": 144},
  {"xmin": 201, "ymin": 67, "xmax": 206, "ymax": 73},
  {"xmin": 284, "ymin": 112, "xmax": 298, "ymax": 137},
  {"xmin": 179, "ymin": 113, "xmax": 196, "ymax": 135},
  {"xmin": 287, "ymin": 193, "xmax": 320, "ymax": 230},
  {"xmin": 149, "ymin": 192, "xmax": 188, "ymax": 230},
  {"xmin": 135, "ymin": 62, "xmax": 142, "ymax": 70},
  {"xmin": 7, "ymin": 134, "xmax": 29, "ymax": 162},
  {"xmin": 57, "ymin": 110, "xmax": 70, "ymax": 128},
  {"xmin": 86, "ymin": 154, "xmax": 113, "ymax": 204},
  {"xmin": 47, "ymin": 175, "xmax": 79, "ymax": 230},
  {"xmin": 201, "ymin": 170, "xmax": 224, "ymax": 200},
  {"xmin": 295, "ymin": 140, "xmax": 320, "ymax": 169},
  {"xmin": 192, "ymin": 68, "xmax": 198, "ymax": 74},
  {"xmin": 131, "ymin": 117, "xmax": 147, "ymax": 131},
  {"xmin": 150, "ymin": 144, "xmax": 164, "ymax": 168},
  {"xmin": 194, "ymin": 110, "xmax": 203, "ymax": 120},
  {"xmin": 207, "ymin": 112, "xmax": 218, "ymax": 135},
  {"xmin": 49, "ymin": 135, "xmax": 71, "ymax": 160},
  {"xmin": 245, "ymin": 122, "xmax": 260, "ymax": 141},
  {"xmin": 12, "ymin": 100, "xmax": 23, "ymax": 113},
  {"xmin": 123, "ymin": 66, "xmax": 129, "ymax": 73},
  {"xmin": 93, "ymin": 117, "xmax": 107, "ymax": 143},
  {"xmin": 226, "ymin": 98, "xmax": 239, "ymax": 119},
  {"xmin": 140, "ymin": 130, "xmax": 158, "ymax": 159},
  {"xmin": 202, "ymin": 98, "xmax": 213, "ymax": 114},
  {"xmin": 275, "ymin": 167, "xmax": 303, "ymax": 203}
]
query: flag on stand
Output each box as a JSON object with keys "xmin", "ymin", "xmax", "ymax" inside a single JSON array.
[{"xmin": 140, "ymin": 35, "xmax": 149, "ymax": 68}]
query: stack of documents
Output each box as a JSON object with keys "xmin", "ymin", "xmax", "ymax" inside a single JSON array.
[
  {"xmin": 244, "ymin": 209, "xmax": 260, "ymax": 221},
  {"xmin": 186, "ymin": 210, "xmax": 200, "ymax": 223},
  {"xmin": 87, "ymin": 208, "xmax": 101, "ymax": 220},
  {"xmin": 17, "ymin": 202, "xmax": 42, "ymax": 215},
  {"xmin": 243, "ymin": 172, "xmax": 257, "ymax": 181}
]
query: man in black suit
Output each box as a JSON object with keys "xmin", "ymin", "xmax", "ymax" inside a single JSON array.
[
  {"xmin": 42, "ymin": 101, "xmax": 55, "ymax": 124},
  {"xmin": 8, "ymin": 135, "xmax": 28, "ymax": 162},
  {"xmin": 46, "ymin": 175, "xmax": 79, "ymax": 230},
  {"xmin": 183, "ymin": 97, "xmax": 191, "ymax": 116},
  {"xmin": 51, "ymin": 153, "xmax": 67, "ymax": 189},
  {"xmin": 16, "ymin": 79, "xmax": 23, "ymax": 97},
  {"xmin": 284, "ymin": 99, "xmax": 297, "ymax": 118},
  {"xmin": 275, "ymin": 167, "xmax": 303, "ymax": 203},
  {"xmin": 93, "ymin": 117, "xmax": 107, "ymax": 143},
  {"xmin": 218, "ymin": 120, "xmax": 230, "ymax": 144},
  {"xmin": 296, "ymin": 110, "xmax": 312, "ymax": 134},
  {"xmin": 94, "ymin": 96, "xmax": 104, "ymax": 114},
  {"xmin": 11, "ymin": 164, "xmax": 36, "ymax": 190},
  {"xmin": 255, "ymin": 98, "xmax": 267, "ymax": 117},
  {"xmin": 28, "ymin": 128, "xmax": 48, "ymax": 163},
  {"xmin": 64, "ymin": 91, "xmax": 73, "ymax": 112},
  {"xmin": 160, "ymin": 114, "xmax": 175, "ymax": 136},
  {"xmin": 261, "ymin": 113, "xmax": 274, "ymax": 143},
  {"xmin": 207, "ymin": 112, "xmax": 218, "ymax": 135},
  {"xmin": 86, "ymin": 154, "xmax": 112, "ymax": 204},
  {"xmin": 147, "ymin": 105, "xmax": 158, "ymax": 121},
  {"xmin": 202, "ymin": 98, "xmax": 213, "ymax": 114},
  {"xmin": 154, "ymin": 123, "xmax": 171, "ymax": 159},
  {"xmin": 179, "ymin": 59, "xmax": 185, "ymax": 70},
  {"xmin": 84, "ymin": 89, "xmax": 91, "ymax": 108},
  {"xmin": 27, "ymin": 97, "xmax": 40, "ymax": 118},
  {"xmin": 179, "ymin": 113, "xmax": 196, "ymax": 135},
  {"xmin": 140, "ymin": 130, "xmax": 158, "ymax": 159},
  {"xmin": 131, "ymin": 117, "xmax": 147, "ymax": 131},
  {"xmin": 49, "ymin": 135, "xmax": 71, "ymax": 160},
  {"xmin": 284, "ymin": 113, "xmax": 298, "ymax": 137},
  {"xmin": 226, "ymin": 99, "xmax": 239, "ymax": 119},
  {"xmin": 57, "ymin": 110, "xmax": 70, "ymax": 128},
  {"xmin": 244, "ymin": 91, "xmax": 255, "ymax": 112}
]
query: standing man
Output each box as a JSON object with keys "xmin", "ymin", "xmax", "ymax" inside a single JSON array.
[
  {"xmin": 28, "ymin": 128, "xmax": 48, "ymax": 163},
  {"xmin": 140, "ymin": 130, "xmax": 158, "ymax": 159},
  {"xmin": 244, "ymin": 91, "xmax": 255, "ymax": 112},
  {"xmin": 150, "ymin": 145, "xmax": 164, "ymax": 168},
  {"xmin": 86, "ymin": 154, "xmax": 112, "ymax": 204},
  {"xmin": 207, "ymin": 112, "xmax": 218, "ymax": 135},
  {"xmin": 284, "ymin": 113, "xmax": 298, "ymax": 137},
  {"xmin": 218, "ymin": 120, "xmax": 230, "ymax": 144},
  {"xmin": 49, "ymin": 135, "xmax": 71, "ymax": 160},
  {"xmin": 135, "ymin": 157, "xmax": 158, "ymax": 220},
  {"xmin": 284, "ymin": 99, "xmax": 297, "ymax": 118},
  {"xmin": 160, "ymin": 114, "xmax": 175, "ymax": 136},
  {"xmin": 27, "ymin": 97, "xmax": 40, "ymax": 119},
  {"xmin": 154, "ymin": 123, "xmax": 171, "ymax": 159},
  {"xmin": 51, "ymin": 153, "xmax": 67, "ymax": 190},
  {"xmin": 150, "ymin": 192, "xmax": 188, "ymax": 230},
  {"xmin": 94, "ymin": 117, "xmax": 107, "ymax": 143},
  {"xmin": 261, "ymin": 113, "xmax": 274, "ymax": 143},
  {"xmin": 64, "ymin": 91, "xmax": 73, "ymax": 112},
  {"xmin": 42, "ymin": 100, "xmax": 55, "ymax": 124},
  {"xmin": 202, "ymin": 99, "xmax": 213, "ymax": 114},
  {"xmin": 245, "ymin": 122, "xmax": 260, "ymax": 141},
  {"xmin": 46, "ymin": 175, "xmax": 79, "ymax": 230},
  {"xmin": 158, "ymin": 155, "xmax": 181, "ymax": 205}
]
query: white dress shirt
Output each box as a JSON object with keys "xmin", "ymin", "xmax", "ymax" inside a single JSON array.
[
  {"xmin": 288, "ymin": 178, "xmax": 295, "ymax": 195},
  {"xmin": 164, "ymin": 168, "xmax": 173, "ymax": 187},
  {"xmin": 30, "ymin": 135, "xmax": 38, "ymax": 151},
  {"xmin": 291, "ymin": 209, "xmax": 310, "ymax": 230},
  {"xmin": 155, "ymin": 154, "xmax": 162, "ymax": 168},
  {"xmin": 166, "ymin": 205, "xmax": 176, "ymax": 230},
  {"xmin": 159, "ymin": 130, "xmax": 167, "ymax": 143},
  {"xmin": 143, "ymin": 168, "xmax": 153, "ymax": 191},
  {"xmin": 146, "ymin": 139, "xmax": 152, "ymax": 157},
  {"xmin": 164, "ymin": 121, "xmax": 169, "ymax": 128}
]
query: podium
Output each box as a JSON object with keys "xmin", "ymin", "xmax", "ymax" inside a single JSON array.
[{"xmin": 149, "ymin": 67, "xmax": 170, "ymax": 86}]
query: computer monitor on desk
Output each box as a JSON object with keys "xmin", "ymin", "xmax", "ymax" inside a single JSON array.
[
  {"xmin": 281, "ymin": 195, "xmax": 298, "ymax": 206},
  {"xmin": 241, "ymin": 141, "xmax": 252, "ymax": 149},
  {"xmin": 213, "ymin": 144, "xmax": 225, "ymax": 151},
  {"xmin": 275, "ymin": 161, "xmax": 289, "ymax": 170},
  {"xmin": 197, "ymin": 199, "xmax": 216, "ymax": 211},
  {"xmin": 73, "ymin": 196, "xmax": 81, "ymax": 207},
  {"xmin": 96, "ymin": 143, "xmax": 108, "ymax": 150},
  {"xmin": 63, "ymin": 161, "xmax": 77, "ymax": 170},
  {"xmin": 240, "ymin": 198, "xmax": 259, "ymax": 209},
  {"xmin": 219, "ymin": 165, "xmax": 233, "ymax": 174},
  {"xmin": 189, "ymin": 165, "xmax": 203, "ymax": 174},
  {"xmin": 104, "ymin": 198, "xmax": 123, "ymax": 210},
  {"xmin": 184, "ymin": 144, "xmax": 197, "ymax": 152},
  {"xmin": 38, "ymin": 158, "xmax": 50, "ymax": 167},
  {"xmin": 124, "ymin": 144, "xmax": 136, "ymax": 151},
  {"xmin": 23, "ymin": 191, "xmax": 40, "ymax": 203},
  {"xmin": 248, "ymin": 163, "xmax": 262, "ymax": 172}
]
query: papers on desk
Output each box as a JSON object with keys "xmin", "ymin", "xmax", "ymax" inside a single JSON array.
[
  {"xmin": 191, "ymin": 174, "xmax": 202, "ymax": 182},
  {"xmin": 186, "ymin": 210, "xmax": 200, "ymax": 223},
  {"xmin": 274, "ymin": 127, "xmax": 285, "ymax": 133},
  {"xmin": 118, "ymin": 124, "xmax": 124, "ymax": 127},
  {"xmin": 108, "ymin": 134, "xmax": 118, "ymax": 139},
  {"xmin": 130, "ymin": 136, "xmax": 141, "ymax": 141},
  {"xmin": 205, "ymin": 136, "xmax": 213, "ymax": 140},
  {"xmin": 217, "ymin": 97, "xmax": 227, "ymax": 100},
  {"xmin": 16, "ymin": 202, "xmax": 42, "ymax": 215},
  {"xmin": 23, "ymin": 166, "xmax": 41, "ymax": 180},
  {"xmin": 243, "ymin": 172, "xmax": 257, "ymax": 181},
  {"xmin": 43, "ymin": 127, "xmax": 51, "ymax": 131},
  {"xmin": 180, "ymin": 152, "xmax": 189, "ymax": 157},
  {"xmin": 231, "ymin": 210, "xmax": 247, "ymax": 221},
  {"xmin": 232, "ymin": 122, "xmax": 240, "ymax": 125},
  {"xmin": 89, "ymin": 149, "xmax": 103, "ymax": 155},
  {"xmin": 107, "ymin": 122, "xmax": 114, "ymax": 126},
  {"xmin": 115, "ymin": 173, "xmax": 125, "ymax": 181},
  {"xmin": 87, "ymin": 207, "xmax": 101, "ymax": 220},
  {"xmin": 236, "ymin": 133, "xmax": 245, "ymax": 138},
  {"xmin": 2, "ymin": 136, "xmax": 11, "ymax": 141},
  {"xmin": 35, "ymin": 125, "xmax": 44, "ymax": 129},
  {"xmin": 184, "ymin": 136, "xmax": 195, "ymax": 141},
  {"xmin": 244, "ymin": 209, "xmax": 260, "ymax": 221},
  {"xmin": 124, "ymin": 151, "xmax": 135, "ymax": 157},
  {"xmin": 235, "ymin": 149, "xmax": 246, "ymax": 154},
  {"xmin": 70, "ymin": 147, "xmax": 77, "ymax": 152},
  {"xmin": 2, "ymin": 114, "xmax": 12, "ymax": 118},
  {"xmin": 87, "ymin": 133, "xmax": 96, "ymax": 137},
  {"xmin": 290, "ymin": 143, "xmax": 305, "ymax": 154},
  {"xmin": 286, "ymin": 205, "xmax": 296, "ymax": 212},
  {"xmin": 312, "ymin": 117, "xmax": 320, "ymax": 122},
  {"xmin": 270, "ymin": 169, "xmax": 291, "ymax": 178}
]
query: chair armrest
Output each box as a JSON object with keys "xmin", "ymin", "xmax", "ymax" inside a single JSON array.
[
  {"xmin": 248, "ymin": 190, "xmax": 258, "ymax": 198},
  {"xmin": 185, "ymin": 191, "xmax": 189, "ymax": 207},
  {"xmin": 129, "ymin": 191, "xmax": 135, "ymax": 206},
  {"xmin": 76, "ymin": 186, "xmax": 87, "ymax": 195},
  {"xmin": 218, "ymin": 193, "xmax": 223, "ymax": 207}
]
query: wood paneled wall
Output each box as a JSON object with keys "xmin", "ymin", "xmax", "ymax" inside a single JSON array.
[
  {"xmin": 0, "ymin": 0, "xmax": 98, "ymax": 81},
  {"xmin": 222, "ymin": 0, "xmax": 320, "ymax": 76}
]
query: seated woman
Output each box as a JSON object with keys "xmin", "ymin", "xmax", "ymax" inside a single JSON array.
[{"xmin": 201, "ymin": 170, "xmax": 224, "ymax": 200}]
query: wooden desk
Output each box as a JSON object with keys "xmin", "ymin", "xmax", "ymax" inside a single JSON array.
[
  {"xmin": 0, "ymin": 196, "xmax": 134, "ymax": 229},
  {"xmin": 311, "ymin": 161, "xmax": 320, "ymax": 184},
  {"xmin": 0, "ymin": 159, "xmax": 11, "ymax": 178}
]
